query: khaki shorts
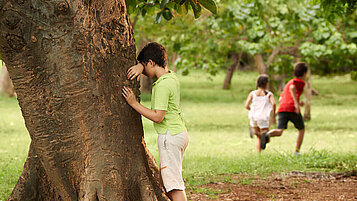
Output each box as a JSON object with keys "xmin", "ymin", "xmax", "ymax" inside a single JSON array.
[{"xmin": 157, "ymin": 130, "xmax": 189, "ymax": 192}]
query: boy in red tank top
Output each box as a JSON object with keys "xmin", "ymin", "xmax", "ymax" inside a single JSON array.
[{"xmin": 260, "ymin": 62, "xmax": 308, "ymax": 156}]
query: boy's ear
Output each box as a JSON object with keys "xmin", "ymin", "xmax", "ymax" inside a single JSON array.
[{"xmin": 148, "ymin": 59, "xmax": 155, "ymax": 67}]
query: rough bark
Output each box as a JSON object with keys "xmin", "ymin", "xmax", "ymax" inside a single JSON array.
[
  {"xmin": 223, "ymin": 52, "xmax": 241, "ymax": 89},
  {"xmin": 304, "ymin": 68, "xmax": 312, "ymax": 120},
  {"xmin": 0, "ymin": 0, "xmax": 167, "ymax": 200},
  {"xmin": 0, "ymin": 61, "xmax": 16, "ymax": 97}
]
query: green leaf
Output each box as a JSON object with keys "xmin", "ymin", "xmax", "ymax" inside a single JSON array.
[
  {"xmin": 184, "ymin": 0, "xmax": 190, "ymax": 13},
  {"xmin": 160, "ymin": 0, "xmax": 169, "ymax": 9},
  {"xmin": 155, "ymin": 13, "xmax": 162, "ymax": 24},
  {"xmin": 125, "ymin": 0, "xmax": 137, "ymax": 14},
  {"xmin": 190, "ymin": 0, "xmax": 202, "ymax": 18},
  {"xmin": 322, "ymin": 32, "xmax": 330, "ymax": 39},
  {"xmin": 174, "ymin": 0, "xmax": 186, "ymax": 5},
  {"xmin": 162, "ymin": 8, "xmax": 173, "ymax": 20},
  {"xmin": 173, "ymin": 42, "xmax": 182, "ymax": 51},
  {"xmin": 197, "ymin": 0, "xmax": 217, "ymax": 14},
  {"xmin": 174, "ymin": 3, "xmax": 182, "ymax": 14},
  {"xmin": 141, "ymin": 8, "xmax": 147, "ymax": 17}
]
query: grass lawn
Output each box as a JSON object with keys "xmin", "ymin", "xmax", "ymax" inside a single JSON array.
[{"xmin": 0, "ymin": 70, "xmax": 356, "ymax": 200}]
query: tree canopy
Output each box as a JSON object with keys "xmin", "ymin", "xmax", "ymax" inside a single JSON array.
[{"xmin": 131, "ymin": 0, "xmax": 357, "ymax": 85}]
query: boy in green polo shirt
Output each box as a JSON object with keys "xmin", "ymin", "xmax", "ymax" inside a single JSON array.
[{"xmin": 122, "ymin": 42, "xmax": 189, "ymax": 201}]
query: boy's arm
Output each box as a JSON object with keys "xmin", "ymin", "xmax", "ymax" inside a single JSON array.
[
  {"xmin": 289, "ymin": 85, "xmax": 300, "ymax": 114},
  {"xmin": 244, "ymin": 93, "xmax": 253, "ymax": 110},
  {"xmin": 122, "ymin": 86, "xmax": 166, "ymax": 123},
  {"xmin": 127, "ymin": 63, "xmax": 144, "ymax": 81}
]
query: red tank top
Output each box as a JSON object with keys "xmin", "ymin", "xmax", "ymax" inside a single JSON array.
[{"xmin": 277, "ymin": 78, "xmax": 305, "ymax": 113}]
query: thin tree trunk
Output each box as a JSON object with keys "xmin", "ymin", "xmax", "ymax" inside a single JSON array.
[
  {"xmin": 254, "ymin": 54, "xmax": 266, "ymax": 74},
  {"xmin": 223, "ymin": 52, "xmax": 241, "ymax": 89},
  {"xmin": 265, "ymin": 45, "xmax": 280, "ymax": 69},
  {"xmin": 254, "ymin": 45, "xmax": 280, "ymax": 75},
  {"xmin": 170, "ymin": 52, "xmax": 178, "ymax": 72},
  {"xmin": 266, "ymin": 45, "xmax": 281, "ymax": 92},
  {"xmin": 0, "ymin": 62, "xmax": 16, "ymax": 97},
  {"xmin": 0, "ymin": 0, "xmax": 167, "ymax": 200},
  {"xmin": 304, "ymin": 68, "xmax": 312, "ymax": 120}
]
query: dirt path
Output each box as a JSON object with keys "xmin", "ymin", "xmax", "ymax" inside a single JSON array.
[{"xmin": 187, "ymin": 171, "xmax": 357, "ymax": 200}]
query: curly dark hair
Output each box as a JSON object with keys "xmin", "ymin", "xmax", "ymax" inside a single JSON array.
[
  {"xmin": 294, "ymin": 62, "xmax": 308, "ymax": 77},
  {"xmin": 137, "ymin": 42, "xmax": 168, "ymax": 68},
  {"xmin": 257, "ymin": 74, "xmax": 269, "ymax": 88}
]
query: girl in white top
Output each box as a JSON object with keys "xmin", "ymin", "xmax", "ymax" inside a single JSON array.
[{"xmin": 245, "ymin": 74, "xmax": 276, "ymax": 153}]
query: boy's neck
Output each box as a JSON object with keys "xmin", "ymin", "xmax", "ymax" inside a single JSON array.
[{"xmin": 155, "ymin": 66, "xmax": 169, "ymax": 79}]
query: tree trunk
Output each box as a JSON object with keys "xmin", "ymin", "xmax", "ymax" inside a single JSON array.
[
  {"xmin": 0, "ymin": 0, "xmax": 167, "ymax": 200},
  {"xmin": 0, "ymin": 61, "xmax": 16, "ymax": 97},
  {"xmin": 304, "ymin": 68, "xmax": 312, "ymax": 120},
  {"xmin": 223, "ymin": 52, "xmax": 241, "ymax": 89},
  {"xmin": 254, "ymin": 45, "xmax": 280, "ymax": 75},
  {"xmin": 254, "ymin": 54, "xmax": 266, "ymax": 74},
  {"xmin": 170, "ymin": 52, "xmax": 178, "ymax": 72}
]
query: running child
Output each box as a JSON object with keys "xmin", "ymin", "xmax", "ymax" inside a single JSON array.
[
  {"xmin": 260, "ymin": 62, "xmax": 308, "ymax": 156},
  {"xmin": 245, "ymin": 74, "xmax": 276, "ymax": 153}
]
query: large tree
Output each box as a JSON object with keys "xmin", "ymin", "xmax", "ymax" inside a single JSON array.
[{"xmin": 0, "ymin": 0, "xmax": 215, "ymax": 200}]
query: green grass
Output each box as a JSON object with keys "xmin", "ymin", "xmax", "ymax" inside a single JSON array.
[
  {"xmin": 0, "ymin": 96, "xmax": 30, "ymax": 200},
  {"xmin": 143, "ymin": 71, "xmax": 357, "ymax": 183},
  {"xmin": 0, "ymin": 71, "xmax": 356, "ymax": 200}
]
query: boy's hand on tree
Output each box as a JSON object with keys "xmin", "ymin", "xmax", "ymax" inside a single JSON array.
[
  {"xmin": 122, "ymin": 86, "xmax": 137, "ymax": 105},
  {"xmin": 127, "ymin": 63, "xmax": 144, "ymax": 81}
]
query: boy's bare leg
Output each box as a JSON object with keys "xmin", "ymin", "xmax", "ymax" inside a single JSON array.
[
  {"xmin": 296, "ymin": 129, "xmax": 305, "ymax": 152},
  {"xmin": 267, "ymin": 129, "xmax": 284, "ymax": 137},
  {"xmin": 167, "ymin": 190, "xmax": 187, "ymax": 201}
]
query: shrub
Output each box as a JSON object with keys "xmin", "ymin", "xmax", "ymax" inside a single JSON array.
[{"xmin": 351, "ymin": 71, "xmax": 357, "ymax": 81}]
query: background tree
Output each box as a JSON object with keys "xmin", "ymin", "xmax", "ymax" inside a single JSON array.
[
  {"xmin": 0, "ymin": 0, "xmax": 216, "ymax": 200},
  {"xmin": 132, "ymin": 0, "xmax": 356, "ymax": 120},
  {"xmin": 134, "ymin": 0, "xmax": 356, "ymax": 88}
]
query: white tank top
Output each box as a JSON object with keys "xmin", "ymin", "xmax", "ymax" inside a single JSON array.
[{"xmin": 249, "ymin": 90, "xmax": 273, "ymax": 121}]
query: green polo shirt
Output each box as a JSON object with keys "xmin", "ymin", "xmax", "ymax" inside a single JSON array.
[{"xmin": 151, "ymin": 71, "xmax": 186, "ymax": 135}]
